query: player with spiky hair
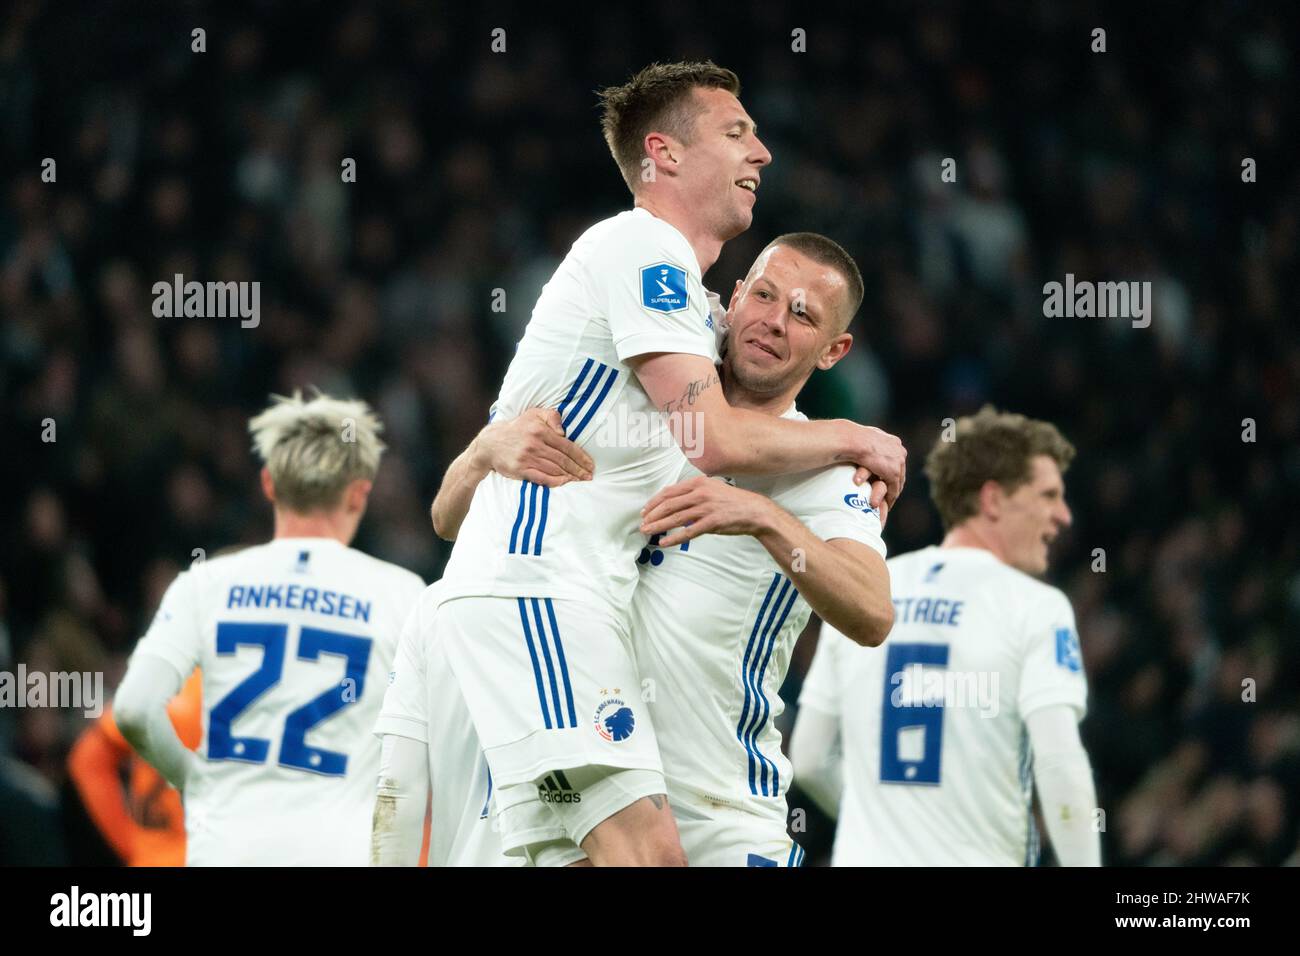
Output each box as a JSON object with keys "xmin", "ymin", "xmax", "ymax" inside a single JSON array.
[{"xmin": 116, "ymin": 390, "xmax": 424, "ymax": 865}]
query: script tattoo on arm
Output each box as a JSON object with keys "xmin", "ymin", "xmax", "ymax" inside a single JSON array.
[{"xmin": 661, "ymin": 371, "xmax": 720, "ymax": 416}]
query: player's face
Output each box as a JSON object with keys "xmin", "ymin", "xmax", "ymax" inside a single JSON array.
[
  {"xmin": 678, "ymin": 87, "xmax": 771, "ymax": 240},
  {"xmin": 723, "ymin": 244, "xmax": 852, "ymax": 395},
  {"xmin": 1000, "ymin": 455, "xmax": 1072, "ymax": 576}
]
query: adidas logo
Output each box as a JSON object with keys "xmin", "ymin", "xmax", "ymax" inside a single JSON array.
[{"xmin": 538, "ymin": 770, "xmax": 581, "ymax": 804}]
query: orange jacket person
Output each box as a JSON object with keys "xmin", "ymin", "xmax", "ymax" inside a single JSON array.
[{"xmin": 68, "ymin": 671, "xmax": 202, "ymax": 866}]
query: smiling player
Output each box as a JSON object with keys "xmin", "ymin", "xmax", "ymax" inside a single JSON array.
[
  {"xmin": 419, "ymin": 233, "xmax": 896, "ymax": 867},
  {"xmin": 380, "ymin": 61, "xmax": 907, "ymax": 867},
  {"xmin": 791, "ymin": 407, "xmax": 1101, "ymax": 866},
  {"xmin": 631, "ymin": 234, "xmax": 895, "ymax": 867}
]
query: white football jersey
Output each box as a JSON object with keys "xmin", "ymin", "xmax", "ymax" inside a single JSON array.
[
  {"xmin": 632, "ymin": 408, "xmax": 886, "ymax": 824},
  {"xmin": 800, "ymin": 545, "xmax": 1088, "ymax": 866},
  {"xmin": 440, "ymin": 208, "xmax": 719, "ymax": 620},
  {"xmin": 375, "ymin": 584, "xmax": 520, "ymax": 867},
  {"xmin": 129, "ymin": 537, "xmax": 424, "ymax": 865}
]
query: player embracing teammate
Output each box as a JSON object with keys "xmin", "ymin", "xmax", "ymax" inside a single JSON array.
[
  {"xmin": 426, "ymin": 231, "xmax": 898, "ymax": 866},
  {"xmin": 372, "ymin": 62, "xmax": 906, "ymax": 867},
  {"xmin": 112, "ymin": 60, "xmax": 1097, "ymax": 870}
]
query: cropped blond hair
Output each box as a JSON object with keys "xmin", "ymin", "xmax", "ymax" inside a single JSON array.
[{"xmin": 248, "ymin": 389, "xmax": 385, "ymax": 512}]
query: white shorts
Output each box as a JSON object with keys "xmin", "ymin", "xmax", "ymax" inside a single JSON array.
[
  {"xmin": 420, "ymin": 637, "xmax": 520, "ymax": 867},
  {"xmin": 674, "ymin": 801, "xmax": 805, "ymax": 867},
  {"xmin": 435, "ymin": 596, "xmax": 664, "ymax": 789},
  {"xmin": 495, "ymin": 766, "xmax": 668, "ymax": 860},
  {"xmin": 374, "ymin": 603, "xmax": 519, "ymax": 867}
]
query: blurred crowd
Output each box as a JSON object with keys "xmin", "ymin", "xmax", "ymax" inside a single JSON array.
[{"xmin": 1, "ymin": 1, "xmax": 1297, "ymax": 865}]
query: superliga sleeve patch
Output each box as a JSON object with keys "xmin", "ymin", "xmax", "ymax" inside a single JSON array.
[
  {"xmin": 1054, "ymin": 626, "xmax": 1082, "ymax": 672},
  {"xmin": 640, "ymin": 262, "xmax": 689, "ymax": 313}
]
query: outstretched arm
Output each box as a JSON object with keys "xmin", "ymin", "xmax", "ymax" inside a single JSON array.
[
  {"xmin": 431, "ymin": 409, "xmax": 595, "ymax": 540},
  {"xmin": 628, "ymin": 352, "xmax": 907, "ymax": 509}
]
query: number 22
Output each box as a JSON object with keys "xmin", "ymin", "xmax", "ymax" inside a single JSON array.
[{"xmin": 208, "ymin": 621, "xmax": 372, "ymax": 776}]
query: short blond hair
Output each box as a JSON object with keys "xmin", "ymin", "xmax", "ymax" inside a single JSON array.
[{"xmin": 248, "ymin": 389, "xmax": 385, "ymax": 512}]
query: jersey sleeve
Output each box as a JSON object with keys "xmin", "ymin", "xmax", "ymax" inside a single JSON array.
[
  {"xmin": 380, "ymin": 571, "xmax": 428, "ymax": 663},
  {"xmin": 1017, "ymin": 587, "xmax": 1088, "ymax": 720},
  {"xmin": 789, "ymin": 466, "xmax": 887, "ymax": 558},
  {"xmin": 591, "ymin": 221, "xmax": 718, "ymax": 363},
  {"xmin": 129, "ymin": 570, "xmax": 203, "ymax": 679},
  {"xmin": 675, "ymin": 459, "xmax": 706, "ymax": 483},
  {"xmin": 798, "ymin": 624, "xmax": 844, "ymax": 716},
  {"xmin": 374, "ymin": 601, "xmax": 430, "ymax": 744}
]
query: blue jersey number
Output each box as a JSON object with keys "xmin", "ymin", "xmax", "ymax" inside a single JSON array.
[
  {"xmin": 208, "ymin": 621, "xmax": 373, "ymax": 776},
  {"xmin": 879, "ymin": 642, "xmax": 949, "ymax": 785}
]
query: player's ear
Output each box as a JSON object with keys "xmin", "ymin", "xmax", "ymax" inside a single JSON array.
[
  {"xmin": 644, "ymin": 132, "xmax": 678, "ymax": 171},
  {"xmin": 978, "ymin": 479, "xmax": 1004, "ymax": 520},
  {"xmin": 346, "ymin": 478, "xmax": 374, "ymax": 514},
  {"xmin": 817, "ymin": 332, "xmax": 853, "ymax": 371},
  {"xmin": 260, "ymin": 467, "xmax": 276, "ymax": 504}
]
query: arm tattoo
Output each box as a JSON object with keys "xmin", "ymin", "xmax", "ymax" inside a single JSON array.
[
  {"xmin": 648, "ymin": 793, "xmax": 666, "ymax": 811},
  {"xmin": 662, "ymin": 371, "xmax": 720, "ymax": 415}
]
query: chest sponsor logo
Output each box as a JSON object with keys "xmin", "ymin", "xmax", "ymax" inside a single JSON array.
[{"xmin": 843, "ymin": 492, "xmax": 879, "ymax": 515}]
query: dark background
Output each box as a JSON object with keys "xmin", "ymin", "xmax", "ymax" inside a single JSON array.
[{"xmin": 1, "ymin": 0, "xmax": 1297, "ymax": 865}]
